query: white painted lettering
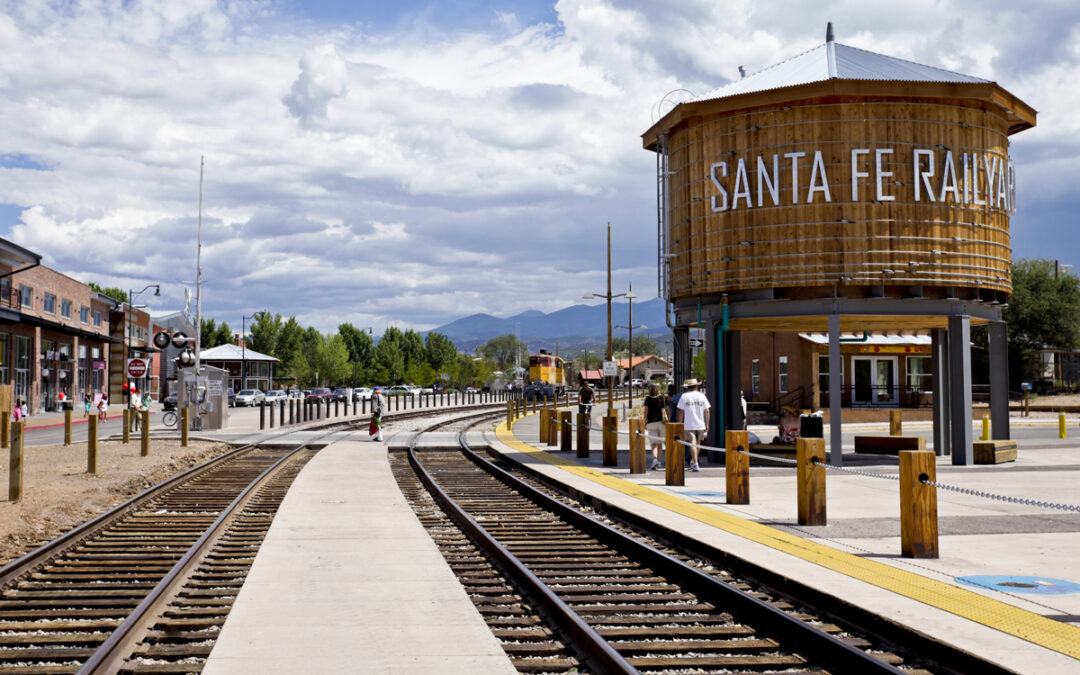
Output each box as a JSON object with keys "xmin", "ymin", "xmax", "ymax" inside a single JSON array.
[
  {"xmin": 710, "ymin": 161, "xmax": 728, "ymax": 212},
  {"xmin": 875, "ymin": 148, "xmax": 894, "ymax": 201},
  {"xmin": 938, "ymin": 151, "xmax": 959, "ymax": 203},
  {"xmin": 962, "ymin": 153, "xmax": 970, "ymax": 203},
  {"xmin": 850, "ymin": 148, "xmax": 869, "ymax": 201},
  {"xmin": 913, "ymin": 149, "xmax": 935, "ymax": 202},
  {"xmin": 784, "ymin": 151, "xmax": 806, "ymax": 204},
  {"xmin": 983, "ymin": 154, "xmax": 998, "ymax": 208},
  {"xmin": 732, "ymin": 158, "xmax": 752, "ymax": 209},
  {"xmin": 807, "ymin": 151, "xmax": 832, "ymax": 203},
  {"xmin": 757, "ymin": 155, "xmax": 780, "ymax": 207},
  {"xmin": 972, "ymin": 153, "xmax": 986, "ymax": 206},
  {"xmin": 996, "ymin": 156, "xmax": 1008, "ymax": 211}
]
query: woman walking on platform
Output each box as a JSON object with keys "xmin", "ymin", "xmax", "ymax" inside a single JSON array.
[
  {"xmin": 369, "ymin": 387, "xmax": 385, "ymax": 442},
  {"xmin": 643, "ymin": 382, "xmax": 669, "ymax": 470}
]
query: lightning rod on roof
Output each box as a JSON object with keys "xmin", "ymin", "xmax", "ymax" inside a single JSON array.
[{"xmin": 826, "ymin": 22, "xmax": 834, "ymax": 42}]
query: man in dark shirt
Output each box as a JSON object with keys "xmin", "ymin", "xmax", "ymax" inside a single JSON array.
[{"xmin": 578, "ymin": 381, "xmax": 594, "ymax": 415}]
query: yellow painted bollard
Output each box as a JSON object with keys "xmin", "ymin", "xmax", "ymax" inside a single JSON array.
[
  {"xmin": 889, "ymin": 410, "xmax": 902, "ymax": 436},
  {"xmin": 122, "ymin": 409, "xmax": 130, "ymax": 444},
  {"xmin": 87, "ymin": 413, "xmax": 98, "ymax": 475},
  {"xmin": 665, "ymin": 422, "xmax": 684, "ymax": 486},
  {"xmin": 899, "ymin": 446, "xmax": 937, "ymax": 558},
  {"xmin": 141, "ymin": 410, "xmax": 150, "ymax": 456},
  {"xmin": 628, "ymin": 417, "xmax": 646, "ymax": 474},
  {"xmin": 9, "ymin": 420, "xmax": 24, "ymax": 501},
  {"xmin": 797, "ymin": 437, "xmax": 826, "ymax": 526},
  {"xmin": 1059, "ymin": 413, "xmax": 1067, "ymax": 439},
  {"xmin": 726, "ymin": 430, "xmax": 750, "ymax": 505},
  {"xmin": 539, "ymin": 407, "xmax": 550, "ymax": 444},
  {"xmin": 602, "ymin": 411, "xmax": 618, "ymax": 467},
  {"xmin": 560, "ymin": 411, "xmax": 572, "ymax": 451},
  {"xmin": 180, "ymin": 407, "xmax": 189, "ymax": 447},
  {"xmin": 981, "ymin": 415, "xmax": 990, "ymax": 441},
  {"xmin": 64, "ymin": 409, "xmax": 72, "ymax": 446},
  {"xmin": 576, "ymin": 413, "xmax": 590, "ymax": 458}
]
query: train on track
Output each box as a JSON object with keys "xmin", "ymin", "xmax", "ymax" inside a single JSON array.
[{"xmin": 525, "ymin": 350, "xmax": 566, "ymax": 399}]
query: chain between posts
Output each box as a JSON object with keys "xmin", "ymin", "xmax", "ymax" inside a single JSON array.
[{"xmin": 920, "ymin": 476, "xmax": 1080, "ymax": 513}]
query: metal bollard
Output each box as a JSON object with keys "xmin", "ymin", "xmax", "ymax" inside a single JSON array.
[
  {"xmin": 335, "ymin": 399, "xmax": 339, "ymax": 417},
  {"xmin": 280, "ymin": 400, "xmax": 285, "ymax": 426},
  {"xmin": 726, "ymin": 430, "xmax": 750, "ymax": 504},
  {"xmin": 628, "ymin": 417, "xmax": 646, "ymax": 474},
  {"xmin": 981, "ymin": 415, "xmax": 990, "ymax": 441},
  {"xmin": 181, "ymin": 408, "xmax": 188, "ymax": 446},
  {"xmin": 665, "ymin": 423, "xmax": 684, "ymax": 486},
  {"xmin": 9, "ymin": 420, "xmax": 24, "ymax": 501},
  {"xmin": 560, "ymin": 411, "xmax": 572, "ymax": 451},
  {"xmin": 900, "ymin": 447, "xmax": 937, "ymax": 558},
  {"xmin": 797, "ymin": 437, "xmax": 826, "ymax": 525},
  {"xmin": 602, "ymin": 411, "xmax": 618, "ymax": 467},
  {"xmin": 260, "ymin": 401, "xmax": 266, "ymax": 429},
  {"xmin": 577, "ymin": 413, "xmax": 590, "ymax": 458},
  {"xmin": 890, "ymin": 410, "xmax": 902, "ymax": 436},
  {"xmin": 64, "ymin": 409, "xmax": 72, "ymax": 446},
  {"xmin": 141, "ymin": 410, "xmax": 150, "ymax": 456},
  {"xmin": 269, "ymin": 401, "xmax": 275, "ymax": 428},
  {"xmin": 123, "ymin": 408, "xmax": 131, "ymax": 444},
  {"xmin": 87, "ymin": 414, "xmax": 98, "ymax": 474}
]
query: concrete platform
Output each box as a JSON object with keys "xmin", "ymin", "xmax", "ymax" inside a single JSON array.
[
  {"xmin": 488, "ymin": 409, "xmax": 1080, "ymax": 675},
  {"xmin": 201, "ymin": 436, "xmax": 515, "ymax": 675}
]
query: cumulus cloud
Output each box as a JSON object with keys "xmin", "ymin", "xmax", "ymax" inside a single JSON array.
[{"xmin": 0, "ymin": 0, "xmax": 1076, "ymax": 333}]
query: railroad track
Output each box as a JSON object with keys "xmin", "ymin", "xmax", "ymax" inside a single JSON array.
[{"xmin": 394, "ymin": 413, "xmax": 1014, "ymax": 674}]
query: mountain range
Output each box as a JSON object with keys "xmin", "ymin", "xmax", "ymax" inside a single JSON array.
[{"xmin": 430, "ymin": 297, "xmax": 670, "ymax": 355}]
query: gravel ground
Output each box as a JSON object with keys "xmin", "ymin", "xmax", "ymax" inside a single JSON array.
[{"xmin": 0, "ymin": 438, "xmax": 232, "ymax": 567}]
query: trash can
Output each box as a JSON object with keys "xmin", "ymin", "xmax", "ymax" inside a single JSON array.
[{"xmin": 799, "ymin": 413, "xmax": 824, "ymax": 439}]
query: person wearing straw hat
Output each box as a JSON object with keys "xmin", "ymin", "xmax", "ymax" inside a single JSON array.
[{"xmin": 677, "ymin": 378, "xmax": 710, "ymax": 472}]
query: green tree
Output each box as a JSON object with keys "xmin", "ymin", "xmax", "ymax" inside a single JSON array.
[
  {"xmin": 249, "ymin": 311, "xmax": 283, "ymax": 356},
  {"xmin": 374, "ymin": 327, "xmax": 406, "ymax": 384},
  {"xmin": 199, "ymin": 318, "xmax": 233, "ymax": 348},
  {"xmin": 339, "ymin": 323, "xmax": 375, "ymax": 385},
  {"xmin": 400, "ymin": 330, "xmax": 426, "ymax": 376},
  {"xmin": 88, "ymin": 282, "xmax": 127, "ymax": 304},
  {"xmin": 1005, "ymin": 259, "xmax": 1080, "ymax": 386},
  {"xmin": 275, "ymin": 317, "xmax": 306, "ymax": 380},
  {"xmin": 692, "ymin": 350, "xmax": 707, "ymax": 382},
  {"xmin": 480, "ymin": 334, "xmax": 527, "ymax": 372},
  {"xmin": 425, "ymin": 332, "xmax": 457, "ymax": 373}
]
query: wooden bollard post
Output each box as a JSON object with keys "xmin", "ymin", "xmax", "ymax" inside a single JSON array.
[
  {"xmin": 141, "ymin": 410, "xmax": 150, "ymax": 456},
  {"xmin": 797, "ymin": 437, "xmax": 826, "ymax": 525},
  {"xmin": 123, "ymin": 408, "xmax": 131, "ymax": 443},
  {"xmin": 506, "ymin": 400, "xmax": 514, "ymax": 428},
  {"xmin": 64, "ymin": 408, "xmax": 72, "ymax": 446},
  {"xmin": 602, "ymin": 411, "xmax": 618, "ymax": 467},
  {"xmin": 726, "ymin": 430, "xmax": 750, "ymax": 504},
  {"xmin": 547, "ymin": 412, "xmax": 559, "ymax": 447},
  {"xmin": 87, "ymin": 414, "xmax": 98, "ymax": 474},
  {"xmin": 574, "ymin": 410, "xmax": 591, "ymax": 457},
  {"xmin": 531, "ymin": 397, "xmax": 537, "ymax": 414},
  {"xmin": 900, "ymin": 446, "xmax": 937, "ymax": 558},
  {"xmin": 539, "ymin": 407, "xmax": 550, "ymax": 443},
  {"xmin": 560, "ymin": 411, "xmax": 572, "ymax": 451},
  {"xmin": 890, "ymin": 410, "xmax": 902, "ymax": 436},
  {"xmin": 665, "ymin": 422, "xmax": 684, "ymax": 486},
  {"xmin": 1, "ymin": 415, "xmax": 7, "ymax": 449},
  {"xmin": 628, "ymin": 417, "xmax": 646, "ymax": 474},
  {"xmin": 180, "ymin": 408, "xmax": 189, "ymax": 447},
  {"xmin": 9, "ymin": 420, "xmax": 24, "ymax": 501}
]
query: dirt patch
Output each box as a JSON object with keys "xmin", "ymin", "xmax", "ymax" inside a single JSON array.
[{"xmin": 0, "ymin": 439, "xmax": 233, "ymax": 567}]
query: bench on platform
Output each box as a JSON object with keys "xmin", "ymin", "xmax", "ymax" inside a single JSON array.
[
  {"xmin": 854, "ymin": 435, "xmax": 926, "ymax": 455},
  {"xmin": 973, "ymin": 440, "xmax": 1017, "ymax": 464}
]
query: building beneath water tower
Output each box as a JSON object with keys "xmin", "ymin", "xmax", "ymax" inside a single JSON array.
[{"xmin": 642, "ymin": 25, "xmax": 1036, "ymax": 464}]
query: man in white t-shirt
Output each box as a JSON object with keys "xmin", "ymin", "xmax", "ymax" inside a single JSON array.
[{"xmin": 676, "ymin": 378, "xmax": 710, "ymax": 472}]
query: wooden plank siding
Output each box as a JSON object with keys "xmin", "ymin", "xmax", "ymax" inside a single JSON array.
[{"xmin": 663, "ymin": 94, "xmax": 1018, "ymax": 301}]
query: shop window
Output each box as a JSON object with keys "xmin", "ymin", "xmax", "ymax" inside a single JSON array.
[
  {"xmin": 907, "ymin": 356, "xmax": 932, "ymax": 391},
  {"xmin": 81, "ymin": 306, "xmax": 90, "ymax": 323},
  {"xmin": 19, "ymin": 285, "xmax": 31, "ymax": 308},
  {"xmin": 778, "ymin": 356, "xmax": 788, "ymax": 393},
  {"xmin": 93, "ymin": 310, "xmax": 102, "ymax": 327},
  {"xmin": 751, "ymin": 359, "xmax": 760, "ymax": 394},
  {"xmin": 61, "ymin": 299, "xmax": 72, "ymax": 318},
  {"xmin": 818, "ymin": 354, "xmax": 843, "ymax": 393},
  {"xmin": 43, "ymin": 293, "xmax": 56, "ymax": 313}
]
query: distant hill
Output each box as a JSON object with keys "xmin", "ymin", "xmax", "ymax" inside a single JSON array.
[{"xmin": 430, "ymin": 297, "xmax": 669, "ymax": 354}]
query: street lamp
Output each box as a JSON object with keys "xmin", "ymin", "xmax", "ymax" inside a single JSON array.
[
  {"xmin": 126, "ymin": 284, "xmax": 160, "ymax": 404},
  {"xmin": 583, "ymin": 223, "xmax": 633, "ymax": 414},
  {"xmin": 615, "ymin": 285, "xmax": 644, "ymax": 408},
  {"xmin": 240, "ymin": 313, "xmax": 255, "ymax": 391}
]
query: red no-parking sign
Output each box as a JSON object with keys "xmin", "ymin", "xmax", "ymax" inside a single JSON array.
[{"xmin": 126, "ymin": 358, "xmax": 147, "ymax": 379}]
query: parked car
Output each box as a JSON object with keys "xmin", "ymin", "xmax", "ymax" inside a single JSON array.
[
  {"xmin": 353, "ymin": 387, "xmax": 373, "ymax": 402},
  {"xmin": 227, "ymin": 389, "xmax": 236, "ymax": 407},
  {"xmin": 420, "ymin": 386, "xmax": 434, "ymax": 395},
  {"xmin": 332, "ymin": 388, "xmax": 353, "ymax": 402},
  {"xmin": 235, "ymin": 389, "xmax": 265, "ymax": 406},
  {"xmin": 631, "ymin": 379, "xmax": 645, "ymax": 388},
  {"xmin": 387, "ymin": 385, "xmax": 418, "ymax": 397},
  {"xmin": 307, "ymin": 387, "xmax": 332, "ymax": 399},
  {"xmin": 288, "ymin": 389, "xmax": 305, "ymax": 400},
  {"xmin": 264, "ymin": 390, "xmax": 287, "ymax": 404},
  {"xmin": 465, "ymin": 386, "xmax": 479, "ymax": 394}
]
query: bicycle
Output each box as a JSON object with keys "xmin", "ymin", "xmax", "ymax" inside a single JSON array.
[{"xmin": 162, "ymin": 410, "xmax": 177, "ymax": 428}]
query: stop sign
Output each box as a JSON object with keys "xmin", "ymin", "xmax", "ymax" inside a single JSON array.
[{"xmin": 126, "ymin": 358, "xmax": 147, "ymax": 379}]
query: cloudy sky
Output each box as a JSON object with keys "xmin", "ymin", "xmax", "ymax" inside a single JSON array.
[{"xmin": 1, "ymin": 0, "xmax": 1077, "ymax": 334}]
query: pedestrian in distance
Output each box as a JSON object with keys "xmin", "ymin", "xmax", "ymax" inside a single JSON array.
[
  {"xmin": 643, "ymin": 382, "xmax": 669, "ymax": 470},
  {"xmin": 83, "ymin": 391, "xmax": 91, "ymax": 418},
  {"xmin": 130, "ymin": 391, "xmax": 141, "ymax": 431},
  {"xmin": 369, "ymin": 386, "xmax": 385, "ymax": 442},
  {"xmin": 12, "ymin": 397, "xmax": 22, "ymax": 422},
  {"xmin": 578, "ymin": 380, "xmax": 594, "ymax": 416},
  {"xmin": 98, "ymin": 393, "xmax": 108, "ymax": 421},
  {"xmin": 677, "ymin": 378, "xmax": 711, "ymax": 472}
]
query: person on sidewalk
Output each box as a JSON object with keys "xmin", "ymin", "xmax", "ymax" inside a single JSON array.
[
  {"xmin": 98, "ymin": 393, "xmax": 108, "ymax": 420},
  {"xmin": 83, "ymin": 391, "xmax": 91, "ymax": 418},
  {"xmin": 369, "ymin": 386, "xmax": 385, "ymax": 442},
  {"xmin": 130, "ymin": 392, "xmax": 141, "ymax": 431},
  {"xmin": 13, "ymin": 398, "xmax": 22, "ymax": 422},
  {"xmin": 578, "ymin": 381, "xmax": 594, "ymax": 416},
  {"xmin": 677, "ymin": 378, "xmax": 710, "ymax": 472},
  {"xmin": 643, "ymin": 382, "xmax": 669, "ymax": 470}
]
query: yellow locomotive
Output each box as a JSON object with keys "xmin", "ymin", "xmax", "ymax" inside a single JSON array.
[{"xmin": 528, "ymin": 350, "xmax": 566, "ymax": 392}]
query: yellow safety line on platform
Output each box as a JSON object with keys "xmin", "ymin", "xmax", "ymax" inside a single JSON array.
[{"xmin": 494, "ymin": 421, "xmax": 1080, "ymax": 660}]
